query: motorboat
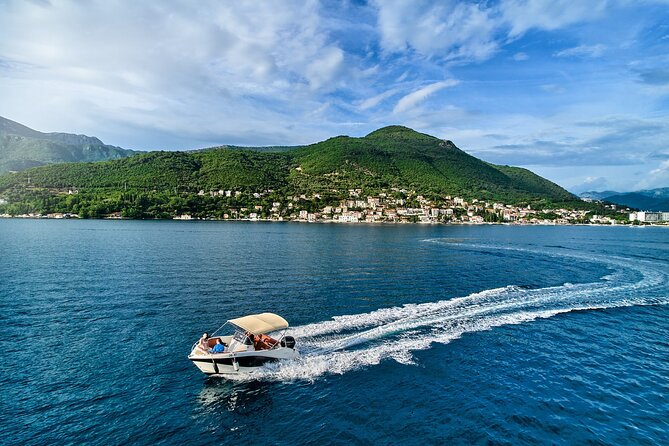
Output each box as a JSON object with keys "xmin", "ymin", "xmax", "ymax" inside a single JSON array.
[{"xmin": 188, "ymin": 312, "xmax": 298, "ymax": 376}]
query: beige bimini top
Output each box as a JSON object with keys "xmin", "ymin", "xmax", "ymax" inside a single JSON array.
[{"xmin": 228, "ymin": 312, "xmax": 289, "ymax": 335}]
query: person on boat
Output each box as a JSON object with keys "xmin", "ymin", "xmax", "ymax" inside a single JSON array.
[
  {"xmin": 252, "ymin": 334, "xmax": 263, "ymax": 350},
  {"xmin": 252, "ymin": 334, "xmax": 276, "ymax": 350},
  {"xmin": 210, "ymin": 338, "xmax": 226, "ymax": 354},
  {"xmin": 197, "ymin": 332, "xmax": 210, "ymax": 352}
]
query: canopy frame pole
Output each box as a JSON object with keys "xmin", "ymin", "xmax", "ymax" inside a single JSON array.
[
  {"xmin": 276, "ymin": 328, "xmax": 288, "ymax": 349},
  {"xmin": 211, "ymin": 321, "xmax": 229, "ymax": 337}
]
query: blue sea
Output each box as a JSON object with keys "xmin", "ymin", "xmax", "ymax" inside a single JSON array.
[{"xmin": 1, "ymin": 220, "xmax": 667, "ymax": 445}]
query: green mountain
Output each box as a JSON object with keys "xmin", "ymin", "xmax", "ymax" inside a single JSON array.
[
  {"xmin": 0, "ymin": 116, "xmax": 136, "ymax": 173},
  {"xmin": 291, "ymin": 126, "xmax": 575, "ymax": 201},
  {"xmin": 0, "ymin": 125, "xmax": 581, "ymax": 217}
]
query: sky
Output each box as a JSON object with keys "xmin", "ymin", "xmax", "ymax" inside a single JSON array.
[{"xmin": 1, "ymin": 0, "xmax": 668, "ymax": 193}]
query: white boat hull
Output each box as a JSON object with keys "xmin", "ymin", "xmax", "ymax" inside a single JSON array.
[{"xmin": 188, "ymin": 347, "xmax": 298, "ymax": 376}]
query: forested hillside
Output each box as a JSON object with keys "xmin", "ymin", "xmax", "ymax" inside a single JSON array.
[{"xmin": 0, "ymin": 126, "xmax": 582, "ymax": 218}]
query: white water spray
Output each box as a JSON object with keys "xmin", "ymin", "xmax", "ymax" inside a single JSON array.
[{"xmin": 225, "ymin": 243, "xmax": 669, "ymax": 382}]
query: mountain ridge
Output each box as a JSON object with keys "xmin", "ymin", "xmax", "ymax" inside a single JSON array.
[
  {"xmin": 0, "ymin": 125, "xmax": 581, "ymax": 220},
  {"xmin": 0, "ymin": 116, "xmax": 136, "ymax": 173},
  {"xmin": 580, "ymin": 188, "xmax": 669, "ymax": 211}
]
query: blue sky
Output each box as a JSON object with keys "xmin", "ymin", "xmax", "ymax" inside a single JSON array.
[{"xmin": 1, "ymin": 0, "xmax": 668, "ymax": 192}]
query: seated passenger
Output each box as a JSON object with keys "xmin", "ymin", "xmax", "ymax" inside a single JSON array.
[
  {"xmin": 253, "ymin": 334, "xmax": 277, "ymax": 350},
  {"xmin": 197, "ymin": 332, "xmax": 210, "ymax": 352},
  {"xmin": 209, "ymin": 338, "xmax": 226, "ymax": 354},
  {"xmin": 253, "ymin": 334, "xmax": 263, "ymax": 350}
]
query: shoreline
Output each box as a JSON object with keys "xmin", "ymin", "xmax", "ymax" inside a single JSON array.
[{"xmin": 1, "ymin": 214, "xmax": 666, "ymax": 227}]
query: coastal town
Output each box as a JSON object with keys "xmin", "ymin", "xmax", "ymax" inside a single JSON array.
[
  {"xmin": 3, "ymin": 187, "xmax": 667, "ymax": 225},
  {"xmin": 173, "ymin": 187, "xmax": 668, "ymax": 225}
]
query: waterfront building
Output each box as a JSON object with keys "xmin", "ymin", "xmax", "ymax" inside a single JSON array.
[{"xmin": 629, "ymin": 211, "xmax": 669, "ymax": 222}]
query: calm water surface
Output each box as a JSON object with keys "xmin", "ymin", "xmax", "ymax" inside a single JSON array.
[{"xmin": 1, "ymin": 220, "xmax": 667, "ymax": 445}]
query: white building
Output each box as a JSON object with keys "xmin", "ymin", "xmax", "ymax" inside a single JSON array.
[
  {"xmin": 629, "ymin": 211, "xmax": 669, "ymax": 222},
  {"xmin": 339, "ymin": 212, "xmax": 361, "ymax": 222}
]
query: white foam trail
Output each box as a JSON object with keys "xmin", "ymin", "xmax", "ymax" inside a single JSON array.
[
  {"xmin": 224, "ymin": 243, "xmax": 669, "ymax": 382},
  {"xmin": 289, "ymin": 285, "xmax": 516, "ymax": 339}
]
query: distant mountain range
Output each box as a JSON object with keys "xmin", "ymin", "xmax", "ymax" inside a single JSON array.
[
  {"xmin": 578, "ymin": 191, "xmax": 620, "ymax": 201},
  {"xmin": 580, "ymin": 188, "xmax": 669, "ymax": 211},
  {"xmin": 0, "ymin": 116, "xmax": 136, "ymax": 173}
]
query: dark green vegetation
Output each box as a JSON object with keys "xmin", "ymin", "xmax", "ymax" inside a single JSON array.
[
  {"xmin": 289, "ymin": 127, "xmax": 574, "ymax": 202},
  {"xmin": 0, "ymin": 116, "xmax": 135, "ymax": 173},
  {"xmin": 0, "ymin": 125, "xmax": 595, "ymax": 219}
]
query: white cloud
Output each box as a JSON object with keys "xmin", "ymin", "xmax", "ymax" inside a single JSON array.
[
  {"xmin": 555, "ymin": 44, "xmax": 607, "ymax": 58},
  {"xmin": 572, "ymin": 176, "xmax": 610, "ymax": 192},
  {"xmin": 305, "ymin": 47, "xmax": 345, "ymax": 90},
  {"xmin": 568, "ymin": 176, "xmax": 611, "ymax": 194},
  {"xmin": 393, "ymin": 80, "xmax": 459, "ymax": 114},
  {"xmin": 0, "ymin": 0, "xmax": 354, "ymax": 147},
  {"xmin": 358, "ymin": 88, "xmax": 400, "ymax": 111},
  {"xmin": 634, "ymin": 159, "xmax": 669, "ymax": 189},
  {"xmin": 649, "ymin": 160, "xmax": 669, "ymax": 176},
  {"xmin": 372, "ymin": 0, "xmax": 611, "ymax": 65},
  {"xmin": 373, "ymin": 0, "xmax": 500, "ymax": 62},
  {"xmin": 540, "ymin": 84, "xmax": 566, "ymax": 93},
  {"xmin": 500, "ymin": 0, "xmax": 609, "ymax": 37}
]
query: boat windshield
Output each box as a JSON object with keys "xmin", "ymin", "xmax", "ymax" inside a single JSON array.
[{"xmin": 233, "ymin": 329, "xmax": 253, "ymax": 345}]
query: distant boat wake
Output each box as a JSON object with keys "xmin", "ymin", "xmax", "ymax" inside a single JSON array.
[{"xmin": 228, "ymin": 241, "xmax": 669, "ymax": 382}]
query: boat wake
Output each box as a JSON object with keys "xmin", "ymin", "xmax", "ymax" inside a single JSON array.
[{"xmin": 224, "ymin": 243, "xmax": 669, "ymax": 382}]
